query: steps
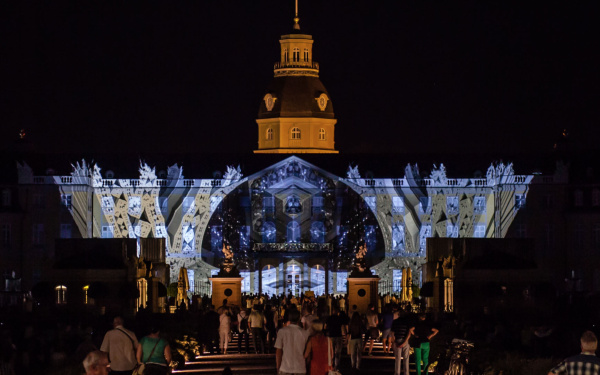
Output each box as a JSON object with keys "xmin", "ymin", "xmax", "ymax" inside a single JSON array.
[{"xmin": 172, "ymin": 332, "xmax": 416, "ymax": 375}]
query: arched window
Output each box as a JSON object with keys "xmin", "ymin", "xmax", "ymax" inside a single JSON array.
[
  {"xmin": 83, "ymin": 285, "xmax": 90, "ymax": 304},
  {"xmin": 266, "ymin": 128, "xmax": 273, "ymax": 140},
  {"xmin": 283, "ymin": 48, "xmax": 289, "ymax": 63},
  {"xmin": 291, "ymin": 127, "xmax": 301, "ymax": 139},
  {"xmin": 293, "ymin": 48, "xmax": 300, "ymax": 62},
  {"xmin": 55, "ymin": 285, "xmax": 67, "ymax": 304},
  {"xmin": 287, "ymin": 221, "xmax": 301, "ymax": 243},
  {"xmin": 318, "ymin": 128, "xmax": 325, "ymax": 140},
  {"xmin": 304, "ymin": 48, "xmax": 309, "ymax": 61}
]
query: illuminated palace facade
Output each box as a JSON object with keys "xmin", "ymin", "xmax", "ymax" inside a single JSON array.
[{"xmin": 16, "ymin": 18, "xmax": 532, "ymax": 297}]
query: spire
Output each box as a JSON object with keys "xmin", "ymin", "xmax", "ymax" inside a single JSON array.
[{"xmin": 293, "ymin": 0, "xmax": 300, "ymax": 30}]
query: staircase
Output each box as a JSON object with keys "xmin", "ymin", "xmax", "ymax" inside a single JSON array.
[{"xmin": 171, "ymin": 332, "xmax": 413, "ymax": 375}]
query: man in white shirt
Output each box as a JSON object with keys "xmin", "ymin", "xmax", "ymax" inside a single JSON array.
[
  {"xmin": 100, "ymin": 316, "xmax": 138, "ymax": 375},
  {"xmin": 275, "ymin": 309, "xmax": 310, "ymax": 375}
]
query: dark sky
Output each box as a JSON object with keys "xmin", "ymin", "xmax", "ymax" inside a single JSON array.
[{"xmin": 1, "ymin": 1, "xmax": 598, "ymax": 157}]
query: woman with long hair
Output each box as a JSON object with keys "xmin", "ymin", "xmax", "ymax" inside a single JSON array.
[
  {"xmin": 303, "ymin": 320, "xmax": 330, "ymax": 375},
  {"xmin": 348, "ymin": 312, "xmax": 365, "ymax": 372},
  {"xmin": 219, "ymin": 307, "xmax": 232, "ymax": 354},
  {"xmin": 136, "ymin": 324, "xmax": 171, "ymax": 375}
]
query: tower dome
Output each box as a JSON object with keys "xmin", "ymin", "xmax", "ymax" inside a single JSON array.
[{"xmin": 254, "ymin": 10, "xmax": 338, "ymax": 154}]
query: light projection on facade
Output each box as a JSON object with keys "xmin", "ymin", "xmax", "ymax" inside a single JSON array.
[{"xmin": 19, "ymin": 156, "xmax": 533, "ymax": 295}]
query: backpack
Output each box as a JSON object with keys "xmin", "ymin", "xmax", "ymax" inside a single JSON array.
[{"xmin": 240, "ymin": 316, "xmax": 249, "ymax": 331}]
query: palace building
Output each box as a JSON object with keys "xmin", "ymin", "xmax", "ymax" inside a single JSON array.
[{"xmin": 5, "ymin": 10, "xmax": 534, "ymax": 305}]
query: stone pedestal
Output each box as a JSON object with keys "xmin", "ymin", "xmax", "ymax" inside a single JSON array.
[
  {"xmin": 210, "ymin": 277, "xmax": 243, "ymax": 309},
  {"xmin": 347, "ymin": 277, "xmax": 380, "ymax": 314}
]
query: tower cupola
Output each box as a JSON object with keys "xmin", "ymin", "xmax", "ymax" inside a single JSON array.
[{"xmin": 254, "ymin": 1, "xmax": 338, "ymax": 154}]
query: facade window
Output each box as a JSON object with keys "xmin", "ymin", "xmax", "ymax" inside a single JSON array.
[
  {"xmin": 575, "ymin": 223, "xmax": 585, "ymax": 248},
  {"xmin": 392, "ymin": 196, "xmax": 404, "ymax": 215},
  {"xmin": 542, "ymin": 194, "xmax": 554, "ymax": 209},
  {"xmin": 266, "ymin": 128, "xmax": 273, "ymax": 140},
  {"xmin": 392, "ymin": 223, "xmax": 405, "ymax": 251},
  {"xmin": 515, "ymin": 194, "xmax": 526, "ymax": 209},
  {"xmin": 574, "ymin": 190, "xmax": 584, "ymax": 207},
  {"xmin": 263, "ymin": 196, "xmax": 275, "ymax": 212},
  {"xmin": 2, "ymin": 189, "xmax": 11, "ymax": 207},
  {"xmin": 516, "ymin": 223, "xmax": 527, "ymax": 238},
  {"xmin": 34, "ymin": 194, "xmax": 44, "ymax": 208},
  {"xmin": 1, "ymin": 224, "xmax": 11, "ymax": 248},
  {"xmin": 544, "ymin": 223, "xmax": 554, "ymax": 249},
  {"xmin": 593, "ymin": 189, "xmax": 600, "ymax": 207},
  {"xmin": 55, "ymin": 285, "xmax": 67, "ymax": 304},
  {"xmin": 60, "ymin": 224, "xmax": 72, "ymax": 239},
  {"xmin": 594, "ymin": 224, "xmax": 600, "ymax": 250},
  {"xmin": 128, "ymin": 196, "xmax": 142, "ymax": 217},
  {"xmin": 336, "ymin": 271, "xmax": 348, "ymax": 293},
  {"xmin": 210, "ymin": 225, "xmax": 222, "ymax": 251},
  {"xmin": 473, "ymin": 197, "xmax": 486, "ymax": 214},
  {"xmin": 447, "ymin": 196, "xmax": 459, "ymax": 215},
  {"xmin": 283, "ymin": 48, "xmax": 288, "ymax": 62},
  {"xmin": 474, "ymin": 224, "xmax": 486, "ymax": 238},
  {"xmin": 287, "ymin": 221, "xmax": 301, "ymax": 243},
  {"xmin": 365, "ymin": 196, "xmax": 377, "ymax": 214},
  {"xmin": 158, "ymin": 197, "xmax": 168, "ymax": 215},
  {"xmin": 293, "ymin": 48, "xmax": 300, "ymax": 62},
  {"xmin": 393, "ymin": 269, "xmax": 403, "ymax": 292},
  {"xmin": 183, "ymin": 197, "xmax": 195, "ymax": 215},
  {"xmin": 419, "ymin": 197, "xmax": 432, "ymax": 214},
  {"xmin": 262, "ymin": 221, "xmax": 276, "ymax": 243},
  {"xmin": 61, "ymin": 194, "xmax": 72, "ymax": 209},
  {"xmin": 83, "ymin": 285, "xmax": 90, "ymax": 305},
  {"xmin": 291, "ymin": 127, "xmax": 301, "ymax": 139},
  {"xmin": 32, "ymin": 224, "xmax": 44, "ymax": 245},
  {"xmin": 101, "ymin": 196, "xmax": 114, "ymax": 214},
  {"xmin": 304, "ymin": 48, "xmax": 309, "ymax": 61},
  {"xmin": 447, "ymin": 223, "xmax": 458, "ymax": 238},
  {"xmin": 310, "ymin": 221, "xmax": 325, "ymax": 243},
  {"xmin": 210, "ymin": 196, "xmax": 223, "ymax": 214},
  {"xmin": 419, "ymin": 224, "xmax": 432, "ymax": 251},
  {"xmin": 240, "ymin": 271, "xmax": 250, "ymax": 293},
  {"xmin": 182, "ymin": 224, "xmax": 195, "ymax": 253},
  {"xmin": 101, "ymin": 225, "xmax": 113, "ymax": 239},
  {"xmin": 318, "ymin": 128, "xmax": 325, "ymax": 140}
]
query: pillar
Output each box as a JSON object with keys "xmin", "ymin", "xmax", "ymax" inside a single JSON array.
[
  {"xmin": 279, "ymin": 261, "xmax": 285, "ymax": 295},
  {"xmin": 347, "ymin": 276, "xmax": 380, "ymax": 314}
]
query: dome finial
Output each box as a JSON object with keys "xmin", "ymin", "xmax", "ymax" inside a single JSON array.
[{"xmin": 293, "ymin": 0, "xmax": 300, "ymax": 30}]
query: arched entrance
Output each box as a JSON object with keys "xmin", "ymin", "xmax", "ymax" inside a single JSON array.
[
  {"xmin": 262, "ymin": 265, "xmax": 278, "ymax": 296},
  {"xmin": 286, "ymin": 264, "xmax": 301, "ymax": 296},
  {"xmin": 311, "ymin": 265, "xmax": 326, "ymax": 296}
]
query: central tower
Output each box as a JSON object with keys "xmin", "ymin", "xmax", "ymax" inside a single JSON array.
[{"xmin": 254, "ymin": 6, "xmax": 338, "ymax": 154}]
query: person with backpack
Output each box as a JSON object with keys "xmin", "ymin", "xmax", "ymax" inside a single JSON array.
[{"xmin": 237, "ymin": 308, "xmax": 250, "ymax": 354}]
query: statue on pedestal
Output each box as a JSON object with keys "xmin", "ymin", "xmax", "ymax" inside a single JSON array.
[
  {"xmin": 218, "ymin": 244, "xmax": 240, "ymax": 277},
  {"xmin": 349, "ymin": 243, "xmax": 372, "ymax": 277}
]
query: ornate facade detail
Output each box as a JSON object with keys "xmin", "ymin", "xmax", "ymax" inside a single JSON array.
[
  {"xmin": 263, "ymin": 93, "xmax": 277, "ymax": 111},
  {"xmin": 223, "ymin": 165, "xmax": 243, "ymax": 186},
  {"xmin": 430, "ymin": 164, "xmax": 447, "ymax": 185},
  {"xmin": 347, "ymin": 164, "xmax": 361, "ymax": 179},
  {"xmin": 315, "ymin": 93, "xmax": 329, "ymax": 111}
]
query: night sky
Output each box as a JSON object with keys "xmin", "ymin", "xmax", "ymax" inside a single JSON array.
[{"xmin": 1, "ymin": 1, "xmax": 598, "ymax": 157}]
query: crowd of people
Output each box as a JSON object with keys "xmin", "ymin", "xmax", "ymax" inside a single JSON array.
[{"xmin": 2, "ymin": 289, "xmax": 600, "ymax": 374}]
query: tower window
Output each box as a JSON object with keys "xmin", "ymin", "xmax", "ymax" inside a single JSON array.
[
  {"xmin": 291, "ymin": 127, "xmax": 301, "ymax": 139},
  {"xmin": 318, "ymin": 128, "xmax": 325, "ymax": 140},
  {"xmin": 266, "ymin": 128, "xmax": 273, "ymax": 140},
  {"xmin": 293, "ymin": 48, "xmax": 300, "ymax": 62},
  {"xmin": 283, "ymin": 48, "xmax": 288, "ymax": 63},
  {"xmin": 304, "ymin": 48, "xmax": 309, "ymax": 61},
  {"xmin": 55, "ymin": 285, "xmax": 67, "ymax": 304}
]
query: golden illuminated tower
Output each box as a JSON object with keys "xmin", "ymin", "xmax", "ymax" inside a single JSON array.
[{"xmin": 254, "ymin": 3, "xmax": 338, "ymax": 154}]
